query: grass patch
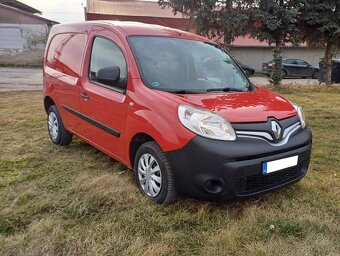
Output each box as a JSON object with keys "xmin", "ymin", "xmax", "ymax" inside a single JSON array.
[{"xmin": 0, "ymin": 89, "xmax": 339, "ymax": 255}]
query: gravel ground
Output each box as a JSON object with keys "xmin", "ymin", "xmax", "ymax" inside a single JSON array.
[
  {"xmin": 0, "ymin": 67, "xmax": 42, "ymax": 92},
  {"xmin": 0, "ymin": 68, "xmax": 319, "ymax": 92}
]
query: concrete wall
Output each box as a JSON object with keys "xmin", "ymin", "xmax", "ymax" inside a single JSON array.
[
  {"xmin": 230, "ymin": 47, "xmax": 325, "ymax": 72},
  {"xmin": 0, "ymin": 24, "xmax": 49, "ymax": 66}
]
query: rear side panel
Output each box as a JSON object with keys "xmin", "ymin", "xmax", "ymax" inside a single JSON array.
[{"xmin": 43, "ymin": 27, "xmax": 88, "ymax": 133}]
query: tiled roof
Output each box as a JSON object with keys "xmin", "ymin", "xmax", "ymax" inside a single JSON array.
[
  {"xmin": 86, "ymin": 0, "xmax": 185, "ymax": 19},
  {"xmin": 0, "ymin": 3, "xmax": 58, "ymax": 24},
  {"xmin": 231, "ymin": 36, "xmax": 307, "ymax": 47},
  {"xmin": 0, "ymin": 0, "xmax": 41, "ymax": 14}
]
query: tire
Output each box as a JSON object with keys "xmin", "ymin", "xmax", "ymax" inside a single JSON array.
[
  {"xmin": 312, "ymin": 71, "xmax": 319, "ymax": 79},
  {"xmin": 47, "ymin": 105, "xmax": 73, "ymax": 146},
  {"xmin": 134, "ymin": 141, "xmax": 177, "ymax": 205}
]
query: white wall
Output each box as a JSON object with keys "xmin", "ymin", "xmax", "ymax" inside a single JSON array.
[
  {"xmin": 0, "ymin": 24, "xmax": 49, "ymax": 66},
  {"xmin": 230, "ymin": 47, "xmax": 325, "ymax": 72}
]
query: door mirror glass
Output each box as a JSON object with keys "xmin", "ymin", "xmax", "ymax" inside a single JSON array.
[{"xmin": 97, "ymin": 66, "xmax": 120, "ymax": 86}]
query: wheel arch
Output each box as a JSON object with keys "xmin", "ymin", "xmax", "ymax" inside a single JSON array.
[
  {"xmin": 129, "ymin": 132, "xmax": 156, "ymax": 169},
  {"xmin": 44, "ymin": 96, "xmax": 56, "ymax": 113}
]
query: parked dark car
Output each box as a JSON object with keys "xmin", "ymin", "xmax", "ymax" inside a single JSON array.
[
  {"xmin": 262, "ymin": 58, "xmax": 319, "ymax": 79},
  {"xmin": 319, "ymin": 59, "xmax": 340, "ymax": 83},
  {"xmin": 238, "ymin": 62, "xmax": 255, "ymax": 77}
]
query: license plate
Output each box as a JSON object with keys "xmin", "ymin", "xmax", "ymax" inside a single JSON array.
[{"xmin": 262, "ymin": 156, "xmax": 298, "ymax": 174}]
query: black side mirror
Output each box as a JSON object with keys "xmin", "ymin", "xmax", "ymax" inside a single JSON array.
[{"xmin": 97, "ymin": 66, "xmax": 120, "ymax": 86}]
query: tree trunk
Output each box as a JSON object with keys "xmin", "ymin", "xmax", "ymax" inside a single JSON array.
[
  {"xmin": 223, "ymin": 0, "xmax": 233, "ymax": 52},
  {"xmin": 324, "ymin": 39, "xmax": 333, "ymax": 85},
  {"xmin": 223, "ymin": 28, "xmax": 232, "ymax": 52},
  {"xmin": 270, "ymin": 39, "xmax": 283, "ymax": 89}
]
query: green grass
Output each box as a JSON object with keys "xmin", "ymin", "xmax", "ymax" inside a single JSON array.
[{"xmin": 0, "ymin": 88, "xmax": 339, "ymax": 255}]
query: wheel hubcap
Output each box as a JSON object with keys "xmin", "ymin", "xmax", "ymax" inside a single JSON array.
[
  {"xmin": 48, "ymin": 112, "xmax": 59, "ymax": 141},
  {"xmin": 138, "ymin": 153, "xmax": 162, "ymax": 197}
]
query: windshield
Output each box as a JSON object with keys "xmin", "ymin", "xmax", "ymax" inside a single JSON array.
[{"xmin": 128, "ymin": 36, "xmax": 251, "ymax": 93}]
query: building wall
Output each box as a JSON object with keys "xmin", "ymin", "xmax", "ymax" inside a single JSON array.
[
  {"xmin": 0, "ymin": 23, "xmax": 49, "ymax": 66},
  {"xmin": 230, "ymin": 47, "xmax": 325, "ymax": 72}
]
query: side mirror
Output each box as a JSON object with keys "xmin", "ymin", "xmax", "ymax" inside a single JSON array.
[{"xmin": 97, "ymin": 66, "xmax": 120, "ymax": 86}]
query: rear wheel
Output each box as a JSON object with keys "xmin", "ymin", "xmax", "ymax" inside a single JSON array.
[
  {"xmin": 282, "ymin": 70, "xmax": 288, "ymax": 78},
  {"xmin": 47, "ymin": 105, "xmax": 72, "ymax": 146},
  {"xmin": 134, "ymin": 141, "xmax": 177, "ymax": 205}
]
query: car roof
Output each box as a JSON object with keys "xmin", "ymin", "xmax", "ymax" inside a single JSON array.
[
  {"xmin": 283, "ymin": 58, "xmax": 307, "ymax": 61},
  {"xmin": 51, "ymin": 20, "xmax": 210, "ymax": 42}
]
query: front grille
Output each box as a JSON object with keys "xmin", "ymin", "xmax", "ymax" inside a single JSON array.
[{"xmin": 236, "ymin": 162, "xmax": 305, "ymax": 195}]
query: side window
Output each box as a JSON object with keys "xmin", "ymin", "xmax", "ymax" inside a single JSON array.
[
  {"xmin": 283, "ymin": 59, "xmax": 294, "ymax": 64},
  {"xmin": 298, "ymin": 60, "xmax": 308, "ymax": 66},
  {"xmin": 47, "ymin": 33, "xmax": 86, "ymax": 77},
  {"xmin": 89, "ymin": 37, "xmax": 127, "ymax": 89}
]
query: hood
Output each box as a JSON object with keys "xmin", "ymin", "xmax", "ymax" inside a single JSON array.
[{"xmin": 154, "ymin": 87, "xmax": 297, "ymax": 123}]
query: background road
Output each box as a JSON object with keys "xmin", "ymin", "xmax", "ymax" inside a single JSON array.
[
  {"xmin": 0, "ymin": 68, "xmax": 42, "ymax": 92},
  {"xmin": 0, "ymin": 67, "xmax": 319, "ymax": 92}
]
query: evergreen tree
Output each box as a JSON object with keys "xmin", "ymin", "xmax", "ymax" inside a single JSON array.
[
  {"xmin": 247, "ymin": 0, "xmax": 300, "ymax": 89},
  {"xmin": 158, "ymin": 0, "xmax": 249, "ymax": 51},
  {"xmin": 298, "ymin": 0, "xmax": 340, "ymax": 85}
]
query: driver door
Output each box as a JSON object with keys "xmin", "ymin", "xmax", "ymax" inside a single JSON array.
[{"xmin": 78, "ymin": 26, "xmax": 128, "ymax": 161}]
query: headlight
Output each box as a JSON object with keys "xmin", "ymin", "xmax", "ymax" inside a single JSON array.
[
  {"xmin": 290, "ymin": 101, "xmax": 306, "ymax": 129},
  {"xmin": 178, "ymin": 105, "xmax": 236, "ymax": 141}
]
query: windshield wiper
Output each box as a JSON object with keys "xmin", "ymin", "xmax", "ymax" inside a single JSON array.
[
  {"xmin": 162, "ymin": 89, "xmax": 201, "ymax": 94},
  {"xmin": 206, "ymin": 87, "xmax": 246, "ymax": 92}
]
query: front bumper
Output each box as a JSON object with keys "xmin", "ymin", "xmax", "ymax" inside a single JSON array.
[{"xmin": 166, "ymin": 127, "xmax": 312, "ymax": 201}]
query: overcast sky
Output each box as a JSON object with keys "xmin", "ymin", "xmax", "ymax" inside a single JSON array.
[{"xmin": 19, "ymin": 0, "xmax": 86, "ymax": 23}]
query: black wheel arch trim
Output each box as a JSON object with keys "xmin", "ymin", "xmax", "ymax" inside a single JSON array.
[{"xmin": 61, "ymin": 104, "xmax": 120, "ymax": 138}]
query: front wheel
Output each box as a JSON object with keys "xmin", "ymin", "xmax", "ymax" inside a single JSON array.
[
  {"xmin": 312, "ymin": 71, "xmax": 319, "ymax": 79},
  {"xmin": 134, "ymin": 141, "xmax": 177, "ymax": 205},
  {"xmin": 47, "ymin": 105, "xmax": 73, "ymax": 146}
]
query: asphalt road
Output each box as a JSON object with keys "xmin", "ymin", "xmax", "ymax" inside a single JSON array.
[
  {"xmin": 250, "ymin": 76, "xmax": 319, "ymax": 86},
  {"xmin": 0, "ymin": 67, "xmax": 319, "ymax": 92}
]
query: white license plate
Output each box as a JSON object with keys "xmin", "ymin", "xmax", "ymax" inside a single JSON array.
[{"xmin": 262, "ymin": 155, "xmax": 298, "ymax": 174}]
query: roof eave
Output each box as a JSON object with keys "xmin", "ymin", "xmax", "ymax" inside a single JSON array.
[{"xmin": 0, "ymin": 3, "xmax": 59, "ymax": 24}]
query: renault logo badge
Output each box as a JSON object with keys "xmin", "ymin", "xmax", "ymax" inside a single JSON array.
[{"xmin": 271, "ymin": 120, "xmax": 282, "ymax": 140}]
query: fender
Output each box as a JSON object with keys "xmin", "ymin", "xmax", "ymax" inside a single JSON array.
[
  {"xmin": 124, "ymin": 81, "xmax": 196, "ymax": 168},
  {"xmin": 124, "ymin": 107, "xmax": 195, "ymax": 168}
]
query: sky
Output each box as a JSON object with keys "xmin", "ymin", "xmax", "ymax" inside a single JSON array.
[{"xmin": 19, "ymin": 0, "xmax": 86, "ymax": 23}]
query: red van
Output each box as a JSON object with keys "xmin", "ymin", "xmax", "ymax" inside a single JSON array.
[{"xmin": 43, "ymin": 21, "xmax": 312, "ymax": 205}]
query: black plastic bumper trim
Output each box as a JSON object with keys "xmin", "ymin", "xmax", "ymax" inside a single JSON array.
[
  {"xmin": 61, "ymin": 104, "xmax": 120, "ymax": 138},
  {"xmin": 165, "ymin": 128, "xmax": 312, "ymax": 201}
]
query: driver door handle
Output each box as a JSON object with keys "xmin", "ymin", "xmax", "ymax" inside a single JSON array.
[{"xmin": 80, "ymin": 92, "xmax": 89, "ymax": 100}]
